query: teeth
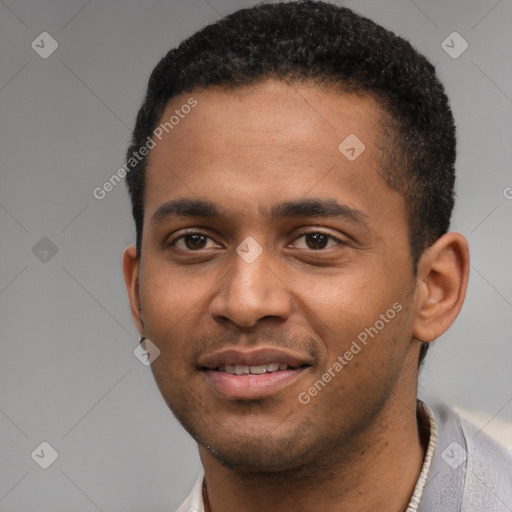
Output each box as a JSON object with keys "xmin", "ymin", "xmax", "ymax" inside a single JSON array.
[
  {"xmin": 249, "ymin": 365, "xmax": 267, "ymax": 375},
  {"xmin": 217, "ymin": 363, "xmax": 293, "ymax": 374},
  {"xmin": 235, "ymin": 365, "xmax": 249, "ymax": 375}
]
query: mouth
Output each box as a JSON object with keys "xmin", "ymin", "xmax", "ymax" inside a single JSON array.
[
  {"xmin": 214, "ymin": 362, "xmax": 305, "ymax": 375},
  {"xmin": 199, "ymin": 348, "xmax": 312, "ymax": 400}
]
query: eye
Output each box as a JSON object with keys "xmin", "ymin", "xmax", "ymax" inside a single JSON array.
[
  {"xmin": 292, "ymin": 231, "xmax": 343, "ymax": 250},
  {"xmin": 170, "ymin": 232, "xmax": 219, "ymax": 251},
  {"xmin": 169, "ymin": 230, "xmax": 344, "ymax": 252}
]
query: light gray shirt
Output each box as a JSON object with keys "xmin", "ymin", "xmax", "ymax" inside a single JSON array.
[{"xmin": 418, "ymin": 403, "xmax": 512, "ymax": 511}]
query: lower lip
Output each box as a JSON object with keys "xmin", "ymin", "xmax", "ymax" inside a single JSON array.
[{"xmin": 203, "ymin": 368, "xmax": 308, "ymax": 399}]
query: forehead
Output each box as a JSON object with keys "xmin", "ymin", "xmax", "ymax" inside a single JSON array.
[
  {"xmin": 148, "ymin": 80, "xmax": 383, "ymax": 168},
  {"xmin": 144, "ymin": 80, "xmax": 403, "ymax": 230}
]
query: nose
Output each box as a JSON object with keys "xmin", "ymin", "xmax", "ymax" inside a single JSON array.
[{"xmin": 209, "ymin": 245, "xmax": 292, "ymax": 328}]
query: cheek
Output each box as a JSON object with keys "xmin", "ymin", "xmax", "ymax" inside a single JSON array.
[
  {"xmin": 300, "ymin": 266, "xmax": 413, "ymax": 373},
  {"xmin": 138, "ymin": 265, "xmax": 208, "ymax": 365},
  {"xmin": 140, "ymin": 259, "xmax": 206, "ymax": 321},
  {"xmin": 302, "ymin": 270, "xmax": 392, "ymax": 332}
]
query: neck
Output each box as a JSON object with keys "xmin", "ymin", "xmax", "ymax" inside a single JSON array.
[{"xmin": 200, "ymin": 396, "xmax": 428, "ymax": 512}]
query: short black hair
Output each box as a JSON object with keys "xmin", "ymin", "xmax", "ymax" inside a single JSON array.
[{"xmin": 125, "ymin": 0, "xmax": 457, "ymax": 367}]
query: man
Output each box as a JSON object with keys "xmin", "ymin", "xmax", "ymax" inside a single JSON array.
[{"xmin": 122, "ymin": 1, "xmax": 512, "ymax": 510}]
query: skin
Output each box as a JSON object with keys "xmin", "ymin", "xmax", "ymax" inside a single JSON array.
[{"xmin": 123, "ymin": 80, "xmax": 470, "ymax": 511}]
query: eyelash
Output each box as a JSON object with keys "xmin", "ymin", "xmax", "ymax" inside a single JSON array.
[{"xmin": 169, "ymin": 229, "xmax": 344, "ymax": 251}]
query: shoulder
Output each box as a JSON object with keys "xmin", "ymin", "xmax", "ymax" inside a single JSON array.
[
  {"xmin": 426, "ymin": 403, "xmax": 512, "ymax": 512},
  {"xmin": 454, "ymin": 408, "xmax": 512, "ymax": 511}
]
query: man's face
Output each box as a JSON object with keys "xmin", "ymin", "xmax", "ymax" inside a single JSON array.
[{"xmin": 131, "ymin": 80, "xmax": 421, "ymax": 471}]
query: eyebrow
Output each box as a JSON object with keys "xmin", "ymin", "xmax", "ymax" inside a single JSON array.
[{"xmin": 151, "ymin": 197, "xmax": 369, "ymax": 225}]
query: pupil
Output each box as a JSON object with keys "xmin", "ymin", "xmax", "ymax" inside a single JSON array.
[
  {"xmin": 306, "ymin": 233, "xmax": 328, "ymax": 249},
  {"xmin": 185, "ymin": 234, "xmax": 206, "ymax": 250}
]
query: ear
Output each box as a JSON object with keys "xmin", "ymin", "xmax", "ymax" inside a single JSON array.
[
  {"xmin": 123, "ymin": 245, "xmax": 143, "ymax": 335},
  {"xmin": 413, "ymin": 232, "xmax": 470, "ymax": 343}
]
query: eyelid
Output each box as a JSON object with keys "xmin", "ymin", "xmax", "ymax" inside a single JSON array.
[
  {"xmin": 168, "ymin": 228, "xmax": 222, "ymax": 248},
  {"xmin": 289, "ymin": 229, "xmax": 345, "ymax": 249}
]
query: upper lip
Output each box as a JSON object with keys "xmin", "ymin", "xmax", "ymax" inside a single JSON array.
[{"xmin": 198, "ymin": 347, "xmax": 313, "ymax": 370}]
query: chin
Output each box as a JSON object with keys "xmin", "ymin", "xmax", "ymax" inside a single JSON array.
[
  {"xmin": 202, "ymin": 439, "xmax": 310, "ymax": 473},
  {"xmin": 190, "ymin": 418, "xmax": 326, "ymax": 475}
]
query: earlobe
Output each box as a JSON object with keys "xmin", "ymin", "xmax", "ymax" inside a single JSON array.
[
  {"xmin": 122, "ymin": 245, "xmax": 143, "ymax": 335},
  {"xmin": 413, "ymin": 232, "xmax": 470, "ymax": 343}
]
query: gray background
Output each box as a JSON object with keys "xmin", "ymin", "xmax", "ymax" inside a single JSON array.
[{"xmin": 0, "ymin": 0, "xmax": 511, "ymax": 510}]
